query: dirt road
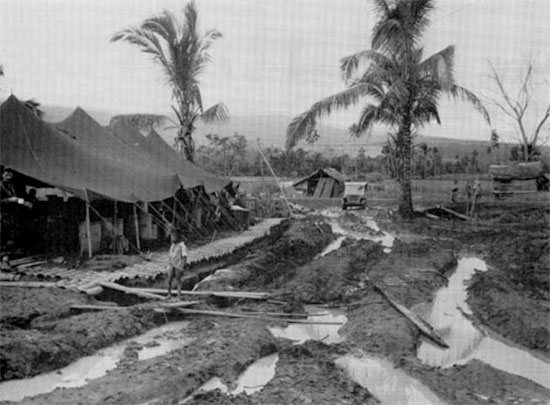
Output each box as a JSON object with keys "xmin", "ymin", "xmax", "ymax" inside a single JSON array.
[{"xmin": 1, "ymin": 203, "xmax": 548, "ymax": 405}]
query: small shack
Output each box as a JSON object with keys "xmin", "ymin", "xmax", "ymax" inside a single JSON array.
[
  {"xmin": 489, "ymin": 162, "xmax": 543, "ymax": 196},
  {"xmin": 293, "ymin": 168, "xmax": 347, "ymax": 198}
]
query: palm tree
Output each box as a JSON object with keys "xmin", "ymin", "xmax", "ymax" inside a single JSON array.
[
  {"xmin": 111, "ymin": 1, "xmax": 228, "ymax": 162},
  {"xmin": 286, "ymin": 0, "xmax": 490, "ymax": 217}
]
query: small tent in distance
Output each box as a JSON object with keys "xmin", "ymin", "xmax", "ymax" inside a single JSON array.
[{"xmin": 293, "ymin": 168, "xmax": 348, "ymax": 198}]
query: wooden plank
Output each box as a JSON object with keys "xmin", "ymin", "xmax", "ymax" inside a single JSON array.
[
  {"xmin": 0, "ymin": 281, "xmax": 57, "ymax": 288},
  {"xmin": 16, "ymin": 260, "xmax": 48, "ymax": 269},
  {"xmin": 70, "ymin": 305, "xmax": 126, "ymax": 311},
  {"xmin": 171, "ymin": 307, "xmax": 345, "ymax": 325},
  {"xmin": 134, "ymin": 287, "xmax": 269, "ymax": 299},
  {"xmin": 374, "ymin": 284, "xmax": 449, "ymax": 348},
  {"xmin": 158, "ymin": 301, "xmax": 202, "ymax": 308},
  {"xmin": 99, "ymin": 281, "xmax": 165, "ymax": 300},
  {"xmin": 437, "ymin": 206, "xmax": 469, "ymax": 221}
]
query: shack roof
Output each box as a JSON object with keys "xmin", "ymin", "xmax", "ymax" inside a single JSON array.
[
  {"xmin": 293, "ymin": 168, "xmax": 348, "ymax": 187},
  {"xmin": 489, "ymin": 162, "xmax": 542, "ymax": 180}
]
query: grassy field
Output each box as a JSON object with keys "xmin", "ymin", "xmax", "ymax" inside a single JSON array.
[{"xmin": 233, "ymin": 176, "xmax": 549, "ymax": 215}]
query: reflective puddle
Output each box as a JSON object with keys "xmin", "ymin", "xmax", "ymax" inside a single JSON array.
[
  {"xmin": 268, "ymin": 306, "xmax": 347, "ymax": 344},
  {"xmin": 185, "ymin": 353, "xmax": 279, "ymax": 400},
  {"xmin": 417, "ymin": 257, "xmax": 550, "ymax": 389},
  {"xmin": 336, "ymin": 354, "xmax": 447, "ymax": 405},
  {"xmin": 0, "ymin": 321, "xmax": 191, "ymax": 402},
  {"xmin": 320, "ymin": 209, "xmax": 395, "ymax": 253}
]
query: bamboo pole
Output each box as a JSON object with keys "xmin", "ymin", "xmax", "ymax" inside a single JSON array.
[
  {"xmin": 133, "ymin": 204, "xmax": 141, "ymax": 252},
  {"xmin": 84, "ymin": 189, "xmax": 93, "ymax": 258}
]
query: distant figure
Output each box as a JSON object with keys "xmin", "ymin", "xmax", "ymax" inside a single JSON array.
[
  {"xmin": 167, "ymin": 231, "xmax": 188, "ymax": 299},
  {"xmin": 451, "ymin": 180, "xmax": 459, "ymax": 203}
]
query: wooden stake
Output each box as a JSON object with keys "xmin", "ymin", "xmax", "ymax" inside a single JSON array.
[{"xmin": 84, "ymin": 189, "xmax": 93, "ymax": 258}]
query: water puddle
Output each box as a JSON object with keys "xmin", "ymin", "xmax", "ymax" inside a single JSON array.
[
  {"xmin": 0, "ymin": 321, "xmax": 191, "ymax": 402},
  {"xmin": 268, "ymin": 306, "xmax": 347, "ymax": 344},
  {"xmin": 233, "ymin": 353, "xmax": 279, "ymax": 395},
  {"xmin": 182, "ymin": 353, "xmax": 279, "ymax": 401},
  {"xmin": 417, "ymin": 257, "xmax": 550, "ymax": 389},
  {"xmin": 336, "ymin": 354, "xmax": 447, "ymax": 405},
  {"xmin": 320, "ymin": 209, "xmax": 395, "ymax": 253},
  {"xmin": 320, "ymin": 235, "xmax": 347, "ymax": 256}
]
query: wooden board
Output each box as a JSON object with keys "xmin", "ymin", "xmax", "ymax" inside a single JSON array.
[{"xmin": 374, "ymin": 284, "xmax": 449, "ymax": 348}]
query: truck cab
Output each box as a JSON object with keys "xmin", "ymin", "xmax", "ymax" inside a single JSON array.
[{"xmin": 342, "ymin": 182, "xmax": 368, "ymax": 210}]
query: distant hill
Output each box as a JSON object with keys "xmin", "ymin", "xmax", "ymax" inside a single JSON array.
[
  {"xmin": 30, "ymin": 103, "xmax": 549, "ymax": 164},
  {"xmin": 40, "ymin": 104, "xmax": 113, "ymax": 125}
]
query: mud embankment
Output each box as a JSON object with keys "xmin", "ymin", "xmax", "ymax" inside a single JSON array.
[
  {"xmin": 467, "ymin": 206, "xmax": 550, "ymax": 357},
  {"xmin": 195, "ymin": 219, "xmax": 334, "ymax": 292},
  {"xmin": 0, "ymin": 287, "xmax": 158, "ymax": 381}
]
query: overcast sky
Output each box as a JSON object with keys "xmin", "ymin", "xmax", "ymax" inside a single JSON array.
[{"xmin": 1, "ymin": 0, "xmax": 548, "ymax": 142}]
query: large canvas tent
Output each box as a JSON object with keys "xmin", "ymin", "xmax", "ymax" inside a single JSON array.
[
  {"xmin": 293, "ymin": 168, "xmax": 347, "ymax": 198},
  {"xmin": 1, "ymin": 96, "xmax": 236, "ymax": 256},
  {"xmin": 1, "ymin": 96, "xmax": 230, "ymax": 202},
  {"xmin": 1, "ymin": 96, "xmax": 180, "ymax": 202}
]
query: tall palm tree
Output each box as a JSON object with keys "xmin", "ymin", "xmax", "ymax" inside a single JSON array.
[
  {"xmin": 286, "ymin": 0, "xmax": 490, "ymax": 217},
  {"xmin": 111, "ymin": 1, "xmax": 228, "ymax": 162}
]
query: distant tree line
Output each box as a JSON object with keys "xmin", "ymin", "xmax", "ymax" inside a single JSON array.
[{"xmin": 195, "ymin": 132, "xmax": 549, "ymax": 179}]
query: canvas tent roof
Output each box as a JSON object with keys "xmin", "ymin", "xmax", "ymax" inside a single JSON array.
[
  {"xmin": 1, "ymin": 95, "xmax": 179, "ymax": 202},
  {"xmin": 144, "ymin": 128, "xmax": 231, "ymax": 193},
  {"xmin": 489, "ymin": 162, "xmax": 542, "ymax": 180},
  {"xmin": 293, "ymin": 167, "xmax": 348, "ymax": 187}
]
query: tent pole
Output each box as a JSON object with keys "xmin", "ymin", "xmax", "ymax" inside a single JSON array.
[
  {"xmin": 256, "ymin": 140, "xmax": 293, "ymax": 217},
  {"xmin": 84, "ymin": 189, "xmax": 93, "ymax": 259},
  {"xmin": 113, "ymin": 201, "xmax": 118, "ymax": 253},
  {"xmin": 133, "ymin": 204, "xmax": 141, "ymax": 252}
]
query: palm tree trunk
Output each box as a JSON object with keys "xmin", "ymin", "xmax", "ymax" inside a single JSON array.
[{"xmin": 397, "ymin": 113, "xmax": 414, "ymax": 218}]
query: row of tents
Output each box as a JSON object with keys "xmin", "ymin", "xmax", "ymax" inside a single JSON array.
[
  {"xmin": 0, "ymin": 95, "xmax": 238, "ymax": 257},
  {"xmin": 1, "ymin": 95, "xmax": 231, "ymax": 202}
]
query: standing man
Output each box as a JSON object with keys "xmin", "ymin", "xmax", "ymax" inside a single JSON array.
[{"xmin": 167, "ymin": 231, "xmax": 188, "ymax": 299}]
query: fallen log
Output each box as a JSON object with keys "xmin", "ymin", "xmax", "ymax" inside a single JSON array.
[
  {"xmin": 0, "ymin": 281, "xmax": 57, "ymax": 288},
  {"xmin": 374, "ymin": 284, "xmax": 449, "ymax": 348},
  {"xmin": 437, "ymin": 206, "xmax": 469, "ymax": 221},
  {"xmin": 169, "ymin": 307, "xmax": 345, "ymax": 325},
  {"xmin": 99, "ymin": 282, "xmax": 165, "ymax": 300}
]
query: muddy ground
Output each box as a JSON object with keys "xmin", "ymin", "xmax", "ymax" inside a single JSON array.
[{"xmin": 1, "ymin": 202, "xmax": 549, "ymax": 405}]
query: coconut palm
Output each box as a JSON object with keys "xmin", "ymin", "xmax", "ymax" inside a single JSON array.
[
  {"xmin": 286, "ymin": 0, "xmax": 490, "ymax": 217},
  {"xmin": 111, "ymin": 1, "xmax": 228, "ymax": 162}
]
